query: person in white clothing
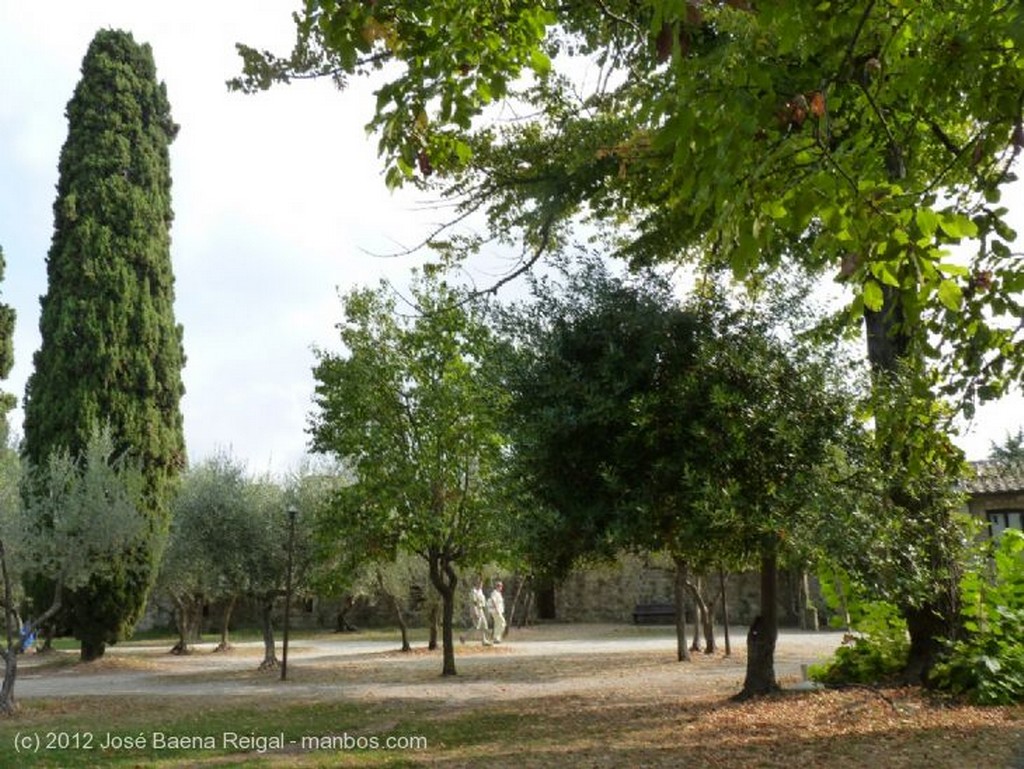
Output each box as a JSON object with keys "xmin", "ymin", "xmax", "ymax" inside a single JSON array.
[
  {"xmin": 487, "ymin": 580, "xmax": 506, "ymax": 644},
  {"xmin": 461, "ymin": 578, "xmax": 491, "ymax": 645}
]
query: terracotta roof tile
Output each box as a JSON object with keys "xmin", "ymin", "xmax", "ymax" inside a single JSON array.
[{"xmin": 968, "ymin": 460, "xmax": 1024, "ymax": 494}]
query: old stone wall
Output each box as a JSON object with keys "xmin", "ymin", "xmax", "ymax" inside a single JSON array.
[
  {"xmin": 139, "ymin": 559, "xmax": 820, "ymax": 635},
  {"xmin": 553, "ymin": 554, "xmax": 817, "ymax": 627}
]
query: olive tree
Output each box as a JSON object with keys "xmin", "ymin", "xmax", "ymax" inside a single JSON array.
[{"xmin": 1, "ymin": 429, "xmax": 146, "ymax": 714}]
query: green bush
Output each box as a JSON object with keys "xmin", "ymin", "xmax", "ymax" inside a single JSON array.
[
  {"xmin": 930, "ymin": 529, "xmax": 1024, "ymax": 704},
  {"xmin": 808, "ymin": 568, "xmax": 909, "ymax": 685}
]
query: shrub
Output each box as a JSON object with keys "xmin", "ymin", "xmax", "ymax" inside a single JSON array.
[
  {"xmin": 930, "ymin": 529, "xmax": 1024, "ymax": 704},
  {"xmin": 808, "ymin": 568, "xmax": 909, "ymax": 685}
]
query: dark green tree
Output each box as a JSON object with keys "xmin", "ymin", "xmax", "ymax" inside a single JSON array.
[
  {"xmin": 990, "ymin": 427, "xmax": 1024, "ymax": 465},
  {"xmin": 22, "ymin": 29, "xmax": 186, "ymax": 661},
  {"xmin": 504, "ymin": 262, "xmax": 854, "ymax": 696},
  {"xmin": 0, "ymin": 247, "xmax": 14, "ymax": 423}
]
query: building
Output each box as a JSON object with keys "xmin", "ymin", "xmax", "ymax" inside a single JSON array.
[{"xmin": 967, "ymin": 461, "xmax": 1024, "ymax": 537}]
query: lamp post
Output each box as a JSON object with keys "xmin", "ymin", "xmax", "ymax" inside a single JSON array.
[{"xmin": 281, "ymin": 504, "xmax": 298, "ymax": 681}]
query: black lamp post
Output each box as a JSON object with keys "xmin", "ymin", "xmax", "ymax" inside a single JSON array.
[{"xmin": 281, "ymin": 504, "xmax": 298, "ymax": 681}]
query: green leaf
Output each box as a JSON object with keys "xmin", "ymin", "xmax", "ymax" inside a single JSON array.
[
  {"xmin": 869, "ymin": 261, "xmax": 901, "ymax": 288},
  {"xmin": 529, "ymin": 48, "xmax": 551, "ymax": 76},
  {"xmin": 937, "ymin": 279, "xmax": 963, "ymax": 311},
  {"xmin": 761, "ymin": 199, "xmax": 787, "ymax": 220},
  {"xmin": 475, "ymin": 79, "xmax": 493, "ymax": 103},
  {"xmin": 938, "ymin": 213, "xmax": 978, "ymax": 239},
  {"xmin": 915, "ymin": 208, "xmax": 940, "ymax": 239},
  {"xmin": 863, "ymin": 279, "xmax": 885, "ymax": 312},
  {"xmin": 936, "ymin": 262, "xmax": 969, "ymax": 277}
]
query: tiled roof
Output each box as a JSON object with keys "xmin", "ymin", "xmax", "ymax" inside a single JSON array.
[{"xmin": 968, "ymin": 460, "xmax": 1024, "ymax": 495}]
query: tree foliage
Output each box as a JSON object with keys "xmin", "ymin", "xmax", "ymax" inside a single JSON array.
[
  {"xmin": 238, "ymin": 0, "xmax": 1024, "ymax": 683},
  {"xmin": 0, "ymin": 247, "xmax": 15, "ymax": 421},
  {"xmin": 503, "ymin": 260, "xmax": 855, "ymax": 694},
  {"xmin": 235, "ymin": 2, "xmax": 1024, "ymax": 407},
  {"xmin": 22, "ymin": 29, "xmax": 186, "ymax": 660},
  {"xmin": 498, "ymin": 261, "xmax": 691, "ymax": 578},
  {"xmin": 158, "ymin": 453, "xmax": 253, "ymax": 653},
  {"xmin": 309, "ymin": 275, "xmax": 510, "ymax": 675},
  {"xmin": 1, "ymin": 428, "xmax": 147, "ymax": 711},
  {"xmin": 989, "ymin": 427, "xmax": 1024, "ymax": 465}
]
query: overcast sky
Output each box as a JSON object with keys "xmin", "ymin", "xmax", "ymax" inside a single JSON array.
[
  {"xmin": 0, "ymin": 1, "xmax": 443, "ymax": 475},
  {"xmin": 0, "ymin": 1, "xmax": 1021, "ymax": 476}
]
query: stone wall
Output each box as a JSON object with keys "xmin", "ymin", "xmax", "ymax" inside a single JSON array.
[
  {"xmin": 553, "ymin": 553, "xmax": 817, "ymax": 627},
  {"xmin": 139, "ymin": 559, "xmax": 819, "ymax": 635}
]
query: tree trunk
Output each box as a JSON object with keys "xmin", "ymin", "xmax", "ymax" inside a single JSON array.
[
  {"xmin": 864, "ymin": 284, "xmax": 907, "ymax": 374},
  {"xmin": 441, "ymin": 582, "xmax": 455, "ymax": 671},
  {"xmin": 506, "ymin": 574, "xmax": 528, "ymax": 633},
  {"xmin": 864, "ymin": 283, "xmax": 959, "ymax": 681},
  {"xmin": 0, "ymin": 545, "xmax": 64, "ymax": 715},
  {"xmin": 672, "ymin": 555, "xmax": 691, "ymax": 662},
  {"xmin": 388, "ymin": 594, "xmax": 411, "ymax": 652},
  {"xmin": 720, "ymin": 567, "xmax": 731, "ymax": 657},
  {"xmin": 375, "ymin": 569, "xmax": 410, "ymax": 652},
  {"xmin": 702, "ymin": 595, "xmax": 717, "ymax": 654},
  {"xmin": 0, "ymin": 651, "xmax": 16, "ymax": 716},
  {"xmin": 214, "ymin": 595, "xmax": 237, "ymax": 652},
  {"xmin": 0, "ymin": 540, "xmax": 18, "ymax": 715},
  {"xmin": 427, "ymin": 603, "xmax": 439, "ymax": 651},
  {"xmin": 517, "ymin": 589, "xmax": 534, "ymax": 629},
  {"xmin": 832, "ymin": 569, "xmax": 853, "ymax": 633},
  {"xmin": 335, "ymin": 595, "xmax": 357, "ymax": 632},
  {"xmin": 257, "ymin": 595, "xmax": 278, "ymax": 671},
  {"xmin": 690, "ymin": 594, "xmax": 702, "ymax": 652},
  {"xmin": 902, "ymin": 602, "xmax": 950, "ymax": 684},
  {"xmin": 800, "ymin": 571, "xmax": 819, "ymax": 632},
  {"xmin": 684, "ymin": 576, "xmax": 717, "ymax": 654},
  {"xmin": 426, "ymin": 551, "xmax": 458, "ymax": 676},
  {"xmin": 80, "ymin": 637, "xmax": 105, "ymax": 662},
  {"xmin": 39, "ymin": 625, "xmax": 54, "ymax": 654},
  {"xmin": 737, "ymin": 549, "xmax": 780, "ymax": 700},
  {"xmin": 170, "ymin": 595, "xmax": 202, "ymax": 655}
]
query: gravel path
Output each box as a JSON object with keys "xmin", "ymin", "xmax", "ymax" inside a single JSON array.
[{"xmin": 13, "ymin": 625, "xmax": 845, "ymax": 702}]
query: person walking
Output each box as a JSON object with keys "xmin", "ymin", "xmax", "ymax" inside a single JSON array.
[
  {"xmin": 487, "ymin": 580, "xmax": 506, "ymax": 644},
  {"xmin": 461, "ymin": 578, "xmax": 491, "ymax": 645}
]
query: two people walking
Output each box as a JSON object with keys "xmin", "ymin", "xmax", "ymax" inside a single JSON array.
[{"xmin": 462, "ymin": 578, "xmax": 505, "ymax": 646}]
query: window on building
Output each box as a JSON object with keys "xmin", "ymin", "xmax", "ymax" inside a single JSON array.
[{"xmin": 987, "ymin": 509, "xmax": 1024, "ymax": 538}]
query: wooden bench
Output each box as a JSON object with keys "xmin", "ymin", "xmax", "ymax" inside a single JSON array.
[{"xmin": 632, "ymin": 603, "xmax": 676, "ymax": 625}]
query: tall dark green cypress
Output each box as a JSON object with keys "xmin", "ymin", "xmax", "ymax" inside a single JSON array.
[
  {"xmin": 0, "ymin": 246, "xmax": 14, "ymax": 428},
  {"xmin": 23, "ymin": 30, "xmax": 186, "ymax": 661}
]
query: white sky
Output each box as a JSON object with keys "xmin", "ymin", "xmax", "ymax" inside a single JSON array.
[
  {"xmin": 0, "ymin": 1, "xmax": 443, "ymax": 475},
  {"xmin": 0, "ymin": 1, "xmax": 1020, "ymax": 475}
]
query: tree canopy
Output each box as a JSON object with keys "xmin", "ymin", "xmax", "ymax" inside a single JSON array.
[
  {"xmin": 990, "ymin": 427, "xmax": 1024, "ymax": 465},
  {"xmin": 309, "ymin": 276, "xmax": 511, "ymax": 675},
  {"xmin": 502, "ymin": 261, "xmax": 856, "ymax": 693},
  {"xmin": 234, "ymin": 1, "xmax": 1024, "ymax": 410}
]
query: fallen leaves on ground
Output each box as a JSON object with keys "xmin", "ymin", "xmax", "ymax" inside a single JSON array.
[{"xmin": 425, "ymin": 688, "xmax": 1022, "ymax": 769}]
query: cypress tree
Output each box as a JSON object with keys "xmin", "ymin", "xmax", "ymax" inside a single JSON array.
[
  {"xmin": 23, "ymin": 29, "xmax": 186, "ymax": 661},
  {"xmin": 0, "ymin": 247, "xmax": 14, "ymax": 423},
  {"xmin": 0, "ymin": 246, "xmax": 15, "ymax": 434}
]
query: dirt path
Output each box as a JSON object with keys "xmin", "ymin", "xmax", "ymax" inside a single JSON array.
[{"xmin": 14, "ymin": 625, "xmax": 844, "ymax": 702}]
